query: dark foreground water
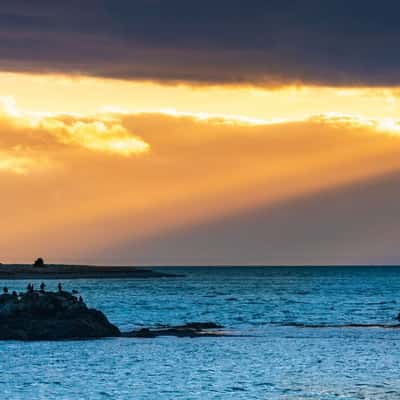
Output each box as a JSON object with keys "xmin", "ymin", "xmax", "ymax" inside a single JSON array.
[{"xmin": 1, "ymin": 266, "xmax": 400, "ymax": 399}]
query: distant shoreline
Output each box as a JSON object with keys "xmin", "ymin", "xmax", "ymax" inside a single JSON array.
[{"xmin": 0, "ymin": 264, "xmax": 181, "ymax": 279}]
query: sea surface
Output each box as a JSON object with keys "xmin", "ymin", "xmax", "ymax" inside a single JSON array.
[{"xmin": 1, "ymin": 266, "xmax": 400, "ymax": 399}]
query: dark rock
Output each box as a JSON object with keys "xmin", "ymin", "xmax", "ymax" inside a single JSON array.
[
  {"xmin": 130, "ymin": 328, "xmax": 157, "ymax": 338},
  {"xmin": 0, "ymin": 290, "xmax": 120, "ymax": 340},
  {"xmin": 124, "ymin": 322, "xmax": 224, "ymax": 338}
]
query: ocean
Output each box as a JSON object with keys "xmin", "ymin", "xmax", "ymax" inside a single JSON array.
[{"xmin": 1, "ymin": 266, "xmax": 400, "ymax": 399}]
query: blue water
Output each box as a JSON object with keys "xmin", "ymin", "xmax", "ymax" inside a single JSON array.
[{"xmin": 1, "ymin": 266, "xmax": 400, "ymax": 399}]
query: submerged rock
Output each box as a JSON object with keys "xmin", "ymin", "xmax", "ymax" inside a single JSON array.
[{"xmin": 0, "ymin": 290, "xmax": 120, "ymax": 340}]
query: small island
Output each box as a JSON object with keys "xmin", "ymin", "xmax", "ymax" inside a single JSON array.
[
  {"xmin": 0, "ymin": 258, "xmax": 180, "ymax": 279},
  {"xmin": 0, "ymin": 285, "xmax": 223, "ymax": 341}
]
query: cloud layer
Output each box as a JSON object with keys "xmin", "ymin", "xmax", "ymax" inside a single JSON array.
[
  {"xmin": 2, "ymin": 106, "xmax": 400, "ymax": 264},
  {"xmin": 1, "ymin": 1, "xmax": 400, "ymax": 86}
]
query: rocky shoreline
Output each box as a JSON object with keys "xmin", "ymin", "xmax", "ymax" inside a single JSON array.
[{"xmin": 0, "ymin": 287, "xmax": 223, "ymax": 341}]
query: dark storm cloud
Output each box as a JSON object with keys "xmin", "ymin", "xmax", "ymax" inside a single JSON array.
[{"xmin": 1, "ymin": 0, "xmax": 400, "ymax": 86}]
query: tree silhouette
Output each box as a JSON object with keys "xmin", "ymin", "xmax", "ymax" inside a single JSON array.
[{"xmin": 33, "ymin": 258, "xmax": 45, "ymax": 268}]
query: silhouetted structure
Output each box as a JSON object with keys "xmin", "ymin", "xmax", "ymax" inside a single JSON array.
[
  {"xmin": 33, "ymin": 258, "xmax": 45, "ymax": 268},
  {"xmin": 58, "ymin": 283, "xmax": 63, "ymax": 292},
  {"xmin": 3, "ymin": 287, "xmax": 8, "ymax": 294},
  {"xmin": 12, "ymin": 291, "xmax": 18, "ymax": 297},
  {"xmin": 27, "ymin": 283, "xmax": 34, "ymax": 292},
  {"xmin": 40, "ymin": 282, "xmax": 46, "ymax": 292},
  {"xmin": 79, "ymin": 296, "xmax": 83, "ymax": 303}
]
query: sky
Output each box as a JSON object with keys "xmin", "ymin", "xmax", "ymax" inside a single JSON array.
[{"xmin": 2, "ymin": 1, "xmax": 400, "ymax": 265}]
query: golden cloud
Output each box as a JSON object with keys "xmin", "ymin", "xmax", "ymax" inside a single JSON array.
[
  {"xmin": 0, "ymin": 98, "xmax": 150, "ymax": 169},
  {"xmin": 39, "ymin": 118, "xmax": 150, "ymax": 156}
]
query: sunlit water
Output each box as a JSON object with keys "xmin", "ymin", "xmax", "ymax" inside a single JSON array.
[{"xmin": 1, "ymin": 266, "xmax": 400, "ymax": 399}]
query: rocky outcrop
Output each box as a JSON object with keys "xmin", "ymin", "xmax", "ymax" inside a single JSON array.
[
  {"xmin": 0, "ymin": 290, "xmax": 120, "ymax": 340},
  {"xmin": 0, "ymin": 289, "xmax": 223, "ymax": 341}
]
